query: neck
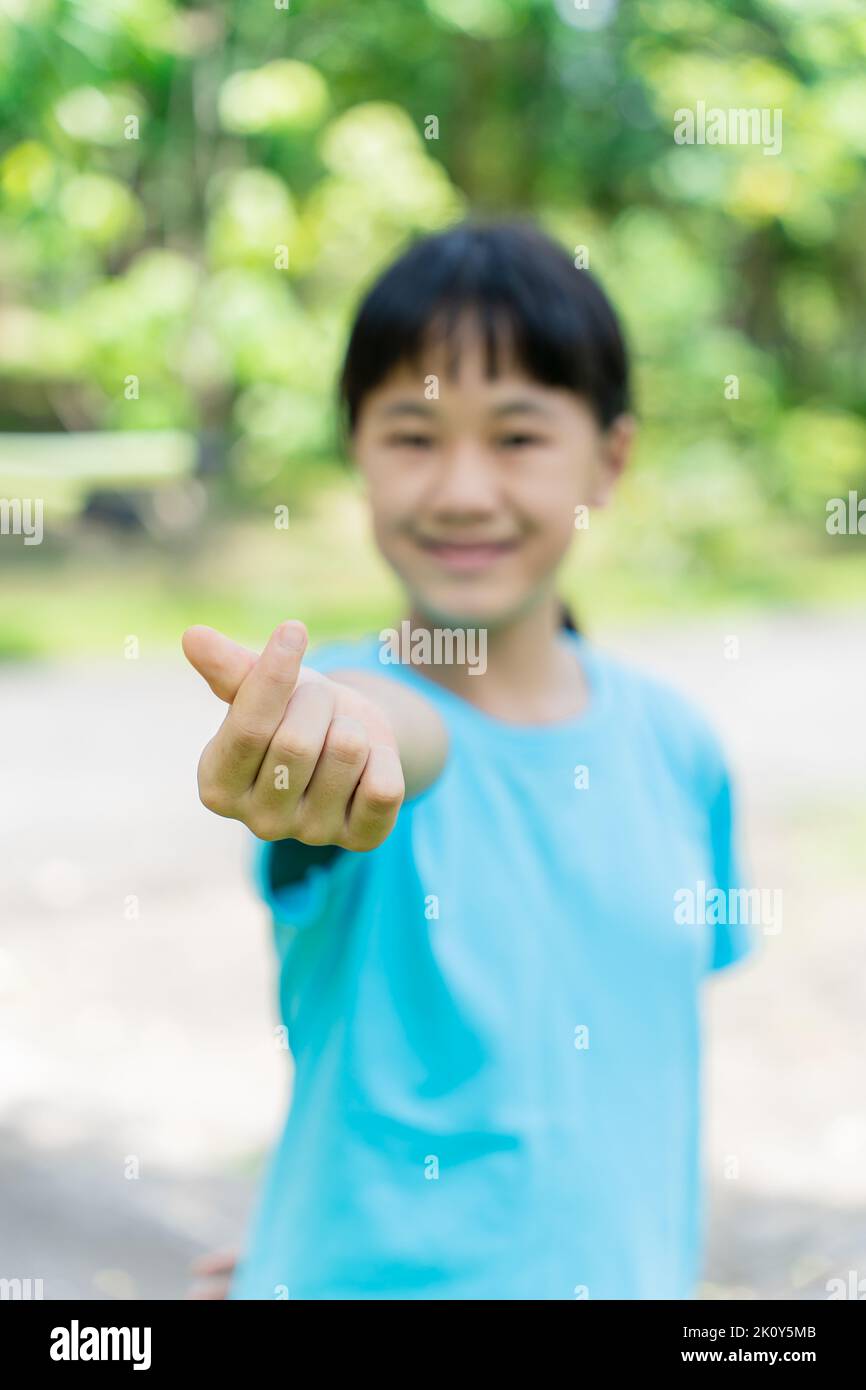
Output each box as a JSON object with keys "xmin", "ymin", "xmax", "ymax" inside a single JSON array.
[{"xmin": 405, "ymin": 594, "xmax": 588, "ymax": 724}]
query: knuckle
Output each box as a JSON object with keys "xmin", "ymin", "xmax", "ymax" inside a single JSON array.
[
  {"xmin": 246, "ymin": 809, "xmax": 283, "ymax": 842},
  {"xmin": 272, "ymin": 730, "xmax": 320, "ymax": 764},
  {"xmin": 197, "ymin": 776, "xmax": 234, "ymax": 819},
  {"xmin": 343, "ymin": 827, "xmax": 383, "ymax": 853},
  {"xmin": 324, "ymin": 721, "xmax": 369, "ymax": 766},
  {"xmin": 293, "ymin": 821, "xmax": 333, "ymax": 848},
  {"xmin": 361, "ymin": 780, "xmax": 404, "ymax": 815},
  {"xmin": 228, "ymin": 715, "xmax": 270, "ymax": 753},
  {"xmin": 229, "ymin": 731, "xmax": 263, "ymax": 760}
]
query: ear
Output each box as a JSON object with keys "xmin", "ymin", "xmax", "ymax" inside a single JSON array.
[{"xmin": 592, "ymin": 413, "xmax": 636, "ymax": 508}]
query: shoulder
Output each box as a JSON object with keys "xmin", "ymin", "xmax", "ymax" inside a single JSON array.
[{"xmin": 588, "ymin": 642, "xmax": 730, "ymax": 800}]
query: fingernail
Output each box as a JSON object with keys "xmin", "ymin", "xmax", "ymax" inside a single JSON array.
[{"xmin": 277, "ymin": 621, "xmax": 306, "ymax": 652}]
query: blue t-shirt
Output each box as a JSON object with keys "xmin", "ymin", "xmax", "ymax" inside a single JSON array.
[{"xmin": 230, "ymin": 631, "xmax": 754, "ymax": 1300}]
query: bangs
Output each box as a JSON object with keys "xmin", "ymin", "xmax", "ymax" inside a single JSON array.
[
  {"xmin": 339, "ymin": 221, "xmax": 630, "ymax": 433},
  {"xmin": 409, "ymin": 303, "xmax": 522, "ymax": 384}
]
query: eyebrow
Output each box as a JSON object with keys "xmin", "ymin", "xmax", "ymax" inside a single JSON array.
[
  {"xmin": 491, "ymin": 399, "xmax": 554, "ymax": 417},
  {"xmin": 379, "ymin": 402, "xmax": 437, "ymax": 418},
  {"xmin": 378, "ymin": 398, "xmax": 554, "ymax": 419}
]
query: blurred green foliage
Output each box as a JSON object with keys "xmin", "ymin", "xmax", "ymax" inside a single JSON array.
[{"xmin": 0, "ymin": 0, "xmax": 864, "ymax": 642}]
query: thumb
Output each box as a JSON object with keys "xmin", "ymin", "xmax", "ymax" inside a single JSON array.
[{"xmin": 182, "ymin": 625, "xmax": 258, "ymax": 703}]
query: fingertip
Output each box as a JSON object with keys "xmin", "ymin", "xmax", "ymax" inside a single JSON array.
[
  {"xmin": 181, "ymin": 625, "xmax": 204, "ymax": 661},
  {"xmin": 183, "ymin": 623, "xmax": 217, "ymax": 648},
  {"xmin": 275, "ymin": 620, "xmax": 308, "ymax": 654}
]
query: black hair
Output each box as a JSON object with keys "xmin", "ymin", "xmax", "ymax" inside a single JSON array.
[
  {"xmin": 339, "ymin": 220, "xmax": 632, "ymax": 636},
  {"xmin": 559, "ymin": 603, "xmax": 579, "ymax": 633},
  {"xmin": 339, "ymin": 219, "xmax": 630, "ymax": 435}
]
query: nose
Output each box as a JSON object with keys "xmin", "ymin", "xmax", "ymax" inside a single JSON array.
[{"xmin": 425, "ymin": 441, "xmax": 500, "ymax": 520}]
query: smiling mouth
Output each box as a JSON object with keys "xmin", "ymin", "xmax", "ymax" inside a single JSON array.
[{"xmin": 415, "ymin": 536, "xmax": 520, "ymax": 572}]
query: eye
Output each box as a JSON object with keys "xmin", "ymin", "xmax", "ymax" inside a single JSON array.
[
  {"xmin": 498, "ymin": 432, "xmax": 545, "ymax": 449},
  {"xmin": 386, "ymin": 432, "xmax": 435, "ymax": 449}
]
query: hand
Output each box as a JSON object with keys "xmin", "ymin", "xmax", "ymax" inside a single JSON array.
[
  {"xmin": 185, "ymin": 1249, "xmax": 236, "ymax": 1300},
  {"xmin": 182, "ymin": 622, "xmax": 405, "ymax": 851}
]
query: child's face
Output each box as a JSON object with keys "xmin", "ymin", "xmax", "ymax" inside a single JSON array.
[{"xmin": 352, "ymin": 324, "xmax": 632, "ymax": 628}]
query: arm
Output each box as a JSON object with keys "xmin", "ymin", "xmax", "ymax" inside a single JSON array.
[{"xmin": 181, "ymin": 622, "xmax": 447, "ymax": 852}]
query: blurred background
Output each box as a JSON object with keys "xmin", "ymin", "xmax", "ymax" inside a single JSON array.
[{"xmin": 1, "ymin": 0, "xmax": 865, "ymax": 1299}]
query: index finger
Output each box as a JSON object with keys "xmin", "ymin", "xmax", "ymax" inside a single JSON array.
[{"xmin": 205, "ymin": 620, "xmax": 308, "ymax": 793}]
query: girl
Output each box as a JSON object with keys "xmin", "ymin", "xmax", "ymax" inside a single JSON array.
[{"xmin": 183, "ymin": 221, "xmax": 753, "ymax": 1300}]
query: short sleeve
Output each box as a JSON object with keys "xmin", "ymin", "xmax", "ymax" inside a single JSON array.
[
  {"xmin": 637, "ymin": 670, "xmax": 759, "ymax": 975},
  {"xmin": 704, "ymin": 749, "xmax": 757, "ymax": 973},
  {"xmin": 251, "ymin": 836, "xmax": 361, "ymax": 954}
]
